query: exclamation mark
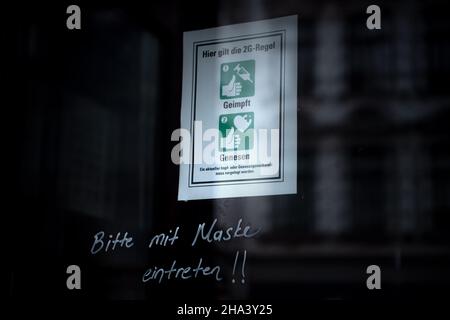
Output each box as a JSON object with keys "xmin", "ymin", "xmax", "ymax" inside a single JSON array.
[
  {"xmin": 232, "ymin": 251, "xmax": 239, "ymax": 284},
  {"xmin": 241, "ymin": 250, "xmax": 247, "ymax": 284}
]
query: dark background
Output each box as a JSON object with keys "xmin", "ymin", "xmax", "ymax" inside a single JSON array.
[{"xmin": 6, "ymin": 0, "xmax": 450, "ymax": 301}]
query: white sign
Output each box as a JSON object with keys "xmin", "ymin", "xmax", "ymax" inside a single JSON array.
[{"xmin": 178, "ymin": 15, "xmax": 298, "ymax": 201}]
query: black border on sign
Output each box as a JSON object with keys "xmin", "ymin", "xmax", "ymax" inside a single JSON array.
[{"xmin": 188, "ymin": 30, "xmax": 286, "ymax": 187}]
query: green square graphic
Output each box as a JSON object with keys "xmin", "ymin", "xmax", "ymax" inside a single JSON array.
[
  {"xmin": 220, "ymin": 60, "xmax": 255, "ymax": 99},
  {"xmin": 219, "ymin": 112, "xmax": 254, "ymax": 152}
]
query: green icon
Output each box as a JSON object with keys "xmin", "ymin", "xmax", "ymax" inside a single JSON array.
[
  {"xmin": 219, "ymin": 112, "xmax": 254, "ymax": 151},
  {"xmin": 220, "ymin": 60, "xmax": 255, "ymax": 99}
]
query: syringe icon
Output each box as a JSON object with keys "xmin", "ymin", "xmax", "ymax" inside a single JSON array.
[{"xmin": 233, "ymin": 64, "xmax": 253, "ymax": 83}]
